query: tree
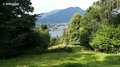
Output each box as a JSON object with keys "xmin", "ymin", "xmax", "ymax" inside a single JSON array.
[
  {"xmin": 62, "ymin": 29, "xmax": 68, "ymax": 45},
  {"xmin": 88, "ymin": 0, "xmax": 120, "ymax": 53},
  {"xmin": 93, "ymin": 0, "xmax": 120, "ymax": 22},
  {"xmin": 64, "ymin": 33, "xmax": 68, "ymax": 45},
  {"xmin": 80, "ymin": 6, "xmax": 101, "ymax": 49},
  {"xmin": 50, "ymin": 37, "xmax": 57, "ymax": 47},
  {"xmin": 68, "ymin": 13, "xmax": 81, "ymax": 45},
  {"xmin": 39, "ymin": 24, "xmax": 50, "ymax": 49},
  {"xmin": 0, "ymin": 0, "xmax": 37, "ymax": 59},
  {"xmin": 90, "ymin": 24, "xmax": 120, "ymax": 53}
]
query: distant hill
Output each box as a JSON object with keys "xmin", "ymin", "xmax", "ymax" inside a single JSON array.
[
  {"xmin": 42, "ymin": 9, "xmax": 61, "ymax": 18},
  {"xmin": 36, "ymin": 7, "xmax": 85, "ymax": 23}
]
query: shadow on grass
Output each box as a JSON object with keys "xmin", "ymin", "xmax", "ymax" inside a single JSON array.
[
  {"xmin": 48, "ymin": 53, "xmax": 97, "ymax": 67},
  {"xmin": 101, "ymin": 55, "xmax": 120, "ymax": 65},
  {"xmin": 1, "ymin": 51, "xmax": 120, "ymax": 67},
  {"xmin": 56, "ymin": 54, "xmax": 120, "ymax": 67},
  {"xmin": 2, "ymin": 52, "xmax": 96, "ymax": 67},
  {"xmin": 60, "ymin": 63, "xmax": 85, "ymax": 67},
  {"xmin": 29, "ymin": 66, "xmax": 38, "ymax": 67},
  {"xmin": 85, "ymin": 55, "xmax": 120, "ymax": 67}
]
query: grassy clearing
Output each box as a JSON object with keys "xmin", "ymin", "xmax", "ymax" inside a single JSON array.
[{"xmin": 0, "ymin": 51, "xmax": 120, "ymax": 67}]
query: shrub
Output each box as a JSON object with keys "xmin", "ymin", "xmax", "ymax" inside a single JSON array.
[
  {"xmin": 49, "ymin": 47, "xmax": 73, "ymax": 53},
  {"xmin": 27, "ymin": 47, "xmax": 48, "ymax": 55},
  {"xmin": 90, "ymin": 25, "xmax": 120, "ymax": 53}
]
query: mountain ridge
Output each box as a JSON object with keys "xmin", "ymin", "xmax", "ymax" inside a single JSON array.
[
  {"xmin": 42, "ymin": 9, "xmax": 61, "ymax": 18},
  {"xmin": 36, "ymin": 7, "xmax": 85, "ymax": 23}
]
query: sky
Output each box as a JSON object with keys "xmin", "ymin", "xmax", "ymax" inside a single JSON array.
[{"xmin": 31, "ymin": 0, "xmax": 98, "ymax": 14}]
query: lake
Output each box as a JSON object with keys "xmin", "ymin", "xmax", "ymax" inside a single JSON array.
[{"xmin": 49, "ymin": 30, "xmax": 63, "ymax": 37}]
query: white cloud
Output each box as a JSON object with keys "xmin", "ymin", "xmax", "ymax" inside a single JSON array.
[{"xmin": 31, "ymin": 0, "xmax": 98, "ymax": 14}]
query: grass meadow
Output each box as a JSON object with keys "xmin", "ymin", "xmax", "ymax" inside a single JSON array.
[
  {"xmin": 0, "ymin": 50, "xmax": 120, "ymax": 67},
  {"xmin": 0, "ymin": 45, "xmax": 120, "ymax": 67}
]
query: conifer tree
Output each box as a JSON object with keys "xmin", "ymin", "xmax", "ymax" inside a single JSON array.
[{"xmin": 68, "ymin": 13, "xmax": 81, "ymax": 45}]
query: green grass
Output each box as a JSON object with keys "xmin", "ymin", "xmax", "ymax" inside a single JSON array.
[{"xmin": 0, "ymin": 51, "xmax": 120, "ymax": 67}]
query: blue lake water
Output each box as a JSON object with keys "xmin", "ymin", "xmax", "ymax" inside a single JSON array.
[{"xmin": 49, "ymin": 30, "xmax": 63, "ymax": 37}]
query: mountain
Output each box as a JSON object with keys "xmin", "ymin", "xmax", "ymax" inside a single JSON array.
[
  {"xmin": 42, "ymin": 9, "xmax": 61, "ymax": 18},
  {"xmin": 36, "ymin": 7, "xmax": 85, "ymax": 23}
]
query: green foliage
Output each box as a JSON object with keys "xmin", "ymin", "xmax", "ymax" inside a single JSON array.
[
  {"xmin": 56, "ymin": 35, "xmax": 61, "ymax": 44},
  {"xmin": 66, "ymin": 0, "xmax": 120, "ymax": 53},
  {"xmin": 22, "ymin": 31, "xmax": 44, "ymax": 50},
  {"xmin": 80, "ymin": 27, "xmax": 90, "ymax": 48},
  {"xmin": 0, "ymin": 0, "xmax": 37, "ymax": 59},
  {"xmin": 87, "ymin": 0, "xmax": 120, "ymax": 53},
  {"xmin": 110, "ymin": 13, "xmax": 120, "ymax": 26},
  {"xmin": 64, "ymin": 33, "xmax": 69, "ymax": 45},
  {"xmin": 68, "ymin": 13, "xmax": 81, "ymax": 45},
  {"xmin": 0, "ymin": 0, "xmax": 51, "ymax": 59},
  {"xmin": 92, "ymin": 0, "xmax": 120, "ymax": 22},
  {"xmin": 25, "ymin": 24, "xmax": 50, "ymax": 55},
  {"xmin": 27, "ymin": 46, "xmax": 48, "ymax": 55},
  {"xmin": 80, "ymin": 6, "xmax": 101, "ymax": 49},
  {"xmin": 50, "ymin": 37, "xmax": 58, "ymax": 46},
  {"xmin": 39, "ymin": 24, "xmax": 50, "ymax": 49},
  {"xmin": 62, "ymin": 29, "xmax": 68, "ymax": 45},
  {"xmin": 90, "ymin": 24, "xmax": 120, "ymax": 53},
  {"xmin": 49, "ymin": 47, "xmax": 73, "ymax": 53}
]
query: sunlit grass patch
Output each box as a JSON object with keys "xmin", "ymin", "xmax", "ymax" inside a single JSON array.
[{"xmin": 0, "ymin": 51, "xmax": 120, "ymax": 67}]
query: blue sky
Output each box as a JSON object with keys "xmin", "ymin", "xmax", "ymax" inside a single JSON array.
[{"xmin": 31, "ymin": 0, "xmax": 98, "ymax": 14}]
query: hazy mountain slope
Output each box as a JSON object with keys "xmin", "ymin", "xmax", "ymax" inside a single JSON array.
[
  {"xmin": 42, "ymin": 9, "xmax": 61, "ymax": 18},
  {"xmin": 36, "ymin": 7, "xmax": 85, "ymax": 23}
]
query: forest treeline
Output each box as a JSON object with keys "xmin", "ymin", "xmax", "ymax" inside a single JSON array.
[
  {"xmin": 1, "ymin": 0, "xmax": 120, "ymax": 59},
  {"xmin": 66, "ymin": 0, "xmax": 120, "ymax": 53},
  {"xmin": 49, "ymin": 0, "xmax": 120, "ymax": 54}
]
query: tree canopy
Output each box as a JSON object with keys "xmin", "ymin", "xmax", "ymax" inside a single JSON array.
[
  {"xmin": 68, "ymin": 13, "xmax": 81, "ymax": 45},
  {"xmin": 68, "ymin": 0, "xmax": 120, "ymax": 53},
  {"xmin": 0, "ymin": 0, "xmax": 50, "ymax": 59}
]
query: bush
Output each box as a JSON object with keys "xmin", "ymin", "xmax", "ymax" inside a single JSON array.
[
  {"xmin": 70, "ymin": 46, "xmax": 83, "ymax": 52},
  {"xmin": 49, "ymin": 47, "xmax": 73, "ymax": 53},
  {"xmin": 27, "ymin": 47, "xmax": 48, "ymax": 55},
  {"xmin": 90, "ymin": 25, "xmax": 120, "ymax": 53}
]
